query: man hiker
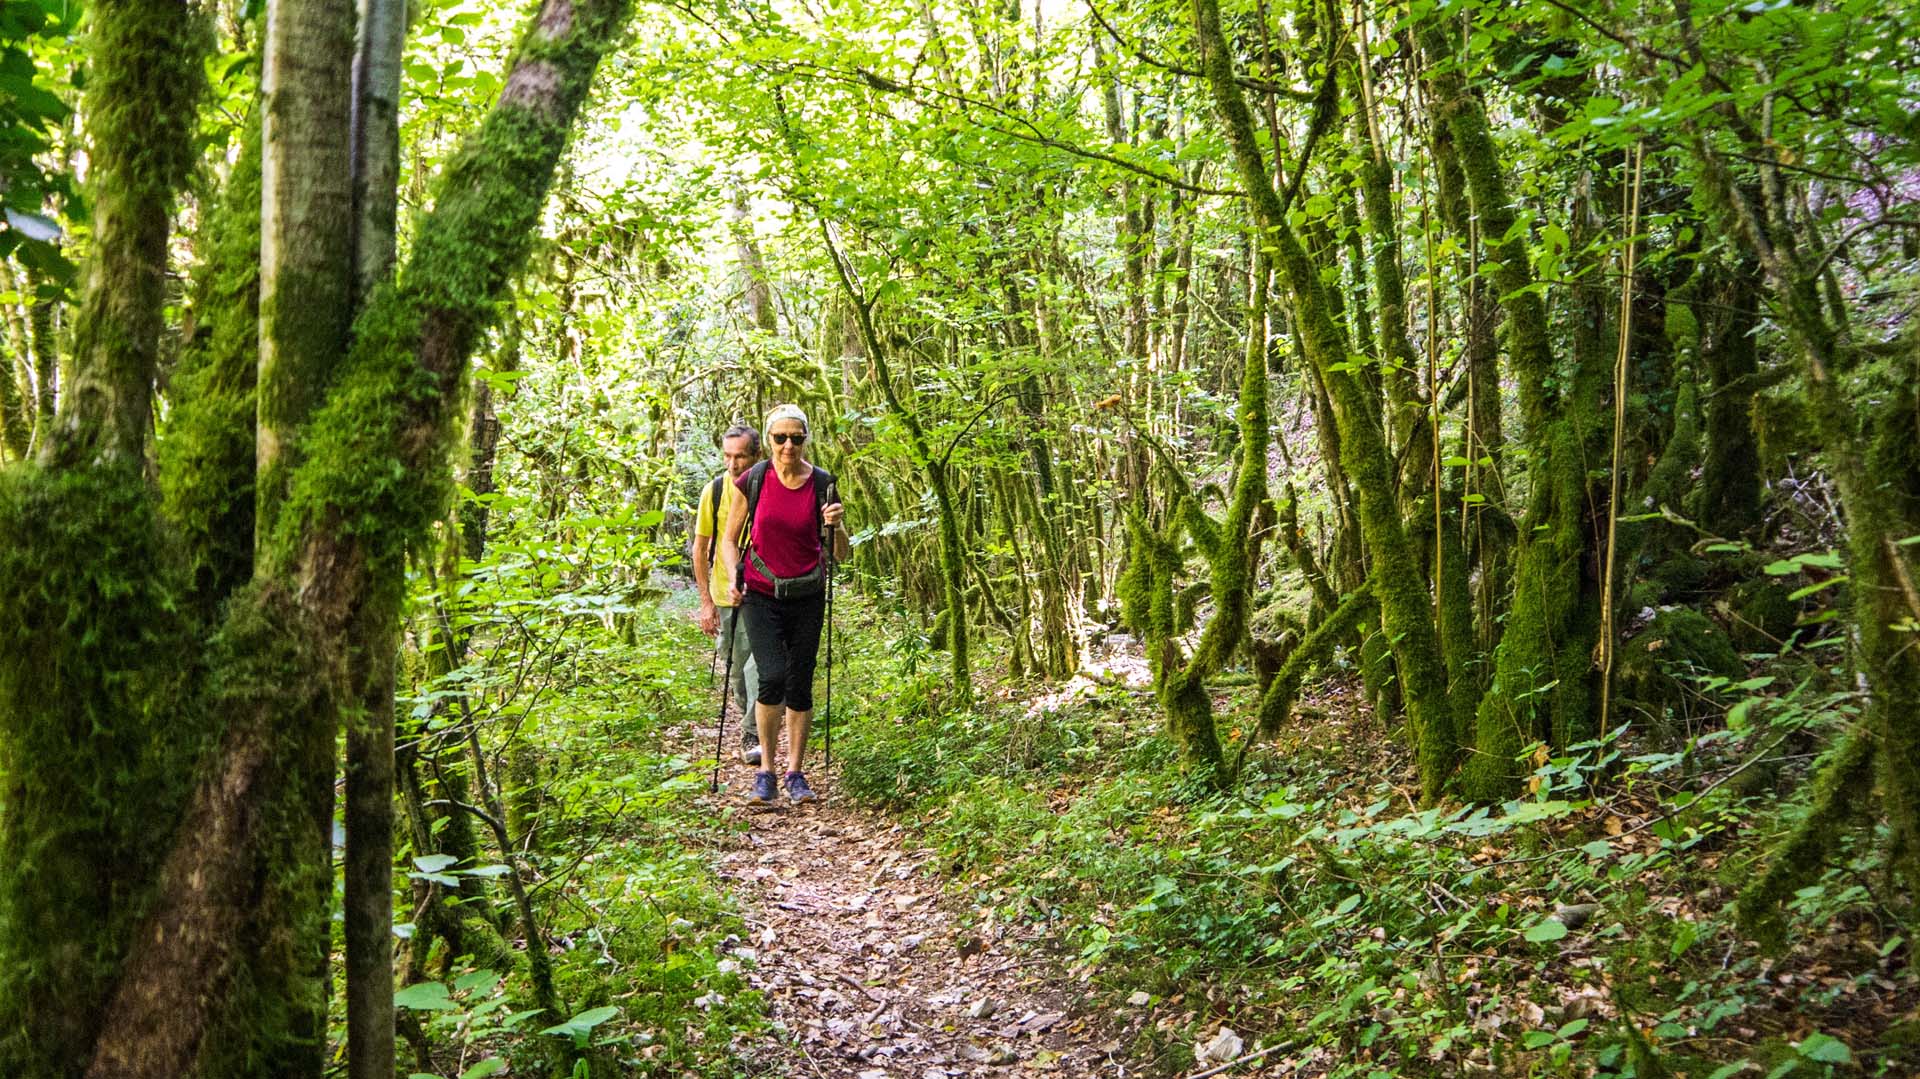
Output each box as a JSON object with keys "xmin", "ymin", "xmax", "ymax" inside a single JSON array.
[{"xmin": 692, "ymin": 423, "xmax": 763, "ymax": 764}]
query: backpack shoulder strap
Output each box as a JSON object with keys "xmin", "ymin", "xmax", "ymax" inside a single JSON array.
[
  {"xmin": 703, "ymin": 474, "xmax": 724, "ymax": 567},
  {"xmin": 742, "ymin": 461, "xmax": 772, "ymax": 533}
]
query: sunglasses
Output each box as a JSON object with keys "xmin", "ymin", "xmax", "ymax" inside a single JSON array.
[{"xmin": 770, "ymin": 432, "xmax": 808, "ymax": 446}]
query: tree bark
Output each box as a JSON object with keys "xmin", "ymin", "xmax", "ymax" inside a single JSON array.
[
  {"xmin": 85, "ymin": 0, "xmax": 634, "ymax": 1071},
  {"xmin": 0, "ymin": 4, "xmax": 206, "ymax": 1072},
  {"xmin": 256, "ymin": 0, "xmax": 355, "ymax": 543},
  {"xmin": 1192, "ymin": 0, "xmax": 1455, "ymax": 800},
  {"xmin": 344, "ymin": 0, "xmax": 408, "ymax": 1073},
  {"xmin": 43, "ymin": 0, "xmax": 205, "ymax": 468},
  {"xmin": 1421, "ymin": 23, "xmax": 1599, "ymax": 799}
]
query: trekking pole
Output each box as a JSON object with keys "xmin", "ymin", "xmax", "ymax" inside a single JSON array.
[
  {"xmin": 709, "ymin": 607, "xmax": 739, "ymax": 793},
  {"xmin": 823, "ymin": 483, "xmax": 837, "ymax": 771}
]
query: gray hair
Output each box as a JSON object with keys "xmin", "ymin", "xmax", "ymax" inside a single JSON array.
[{"xmin": 721, "ymin": 424, "xmax": 761, "ymax": 454}]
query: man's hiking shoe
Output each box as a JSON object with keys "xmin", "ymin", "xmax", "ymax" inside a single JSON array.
[
  {"xmin": 785, "ymin": 771, "xmax": 818, "ymax": 804},
  {"xmin": 749, "ymin": 771, "xmax": 778, "ymax": 807},
  {"xmin": 741, "ymin": 738, "xmax": 762, "ymax": 766}
]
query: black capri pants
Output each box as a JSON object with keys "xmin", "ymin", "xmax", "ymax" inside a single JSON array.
[{"xmin": 741, "ymin": 589, "xmax": 826, "ymax": 711}]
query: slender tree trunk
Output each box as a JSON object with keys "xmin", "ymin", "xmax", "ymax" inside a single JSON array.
[
  {"xmin": 42, "ymin": 0, "xmax": 205, "ymax": 468},
  {"xmin": 27, "ymin": 279, "xmax": 58, "ymax": 435},
  {"xmin": 1193, "ymin": 0, "xmax": 1455, "ymax": 799},
  {"xmin": 820, "ymin": 225, "xmax": 973, "ymax": 696},
  {"xmin": 1421, "ymin": 23, "xmax": 1598, "ymax": 798},
  {"xmin": 0, "ymin": 336, "xmax": 28, "ymax": 459},
  {"xmin": 343, "ymin": 0, "xmax": 408, "ymax": 1072}
]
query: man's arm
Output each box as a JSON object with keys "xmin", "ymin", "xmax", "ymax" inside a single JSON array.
[
  {"xmin": 720, "ymin": 488, "xmax": 748, "ymax": 607},
  {"xmin": 691, "ymin": 488, "xmax": 718, "ymax": 636}
]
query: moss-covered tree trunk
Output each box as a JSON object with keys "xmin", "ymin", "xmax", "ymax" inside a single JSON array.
[
  {"xmin": 1690, "ymin": 140, "xmax": 1920, "ymax": 909},
  {"xmin": 1193, "ymin": 0, "xmax": 1455, "ymax": 800},
  {"xmin": 40, "ymin": 0, "xmax": 205, "ymax": 469},
  {"xmin": 0, "ymin": 2, "xmax": 208, "ymax": 1076},
  {"xmin": 1694, "ymin": 257, "xmax": 1764, "ymax": 538},
  {"xmin": 820, "ymin": 229, "xmax": 973, "ymax": 698},
  {"xmin": 1120, "ymin": 249, "xmax": 1272, "ymax": 785},
  {"xmin": 343, "ymin": 0, "xmax": 409, "ymax": 1071},
  {"xmin": 161, "ymin": 122, "xmax": 264, "ymax": 617},
  {"xmin": 1421, "ymin": 24, "xmax": 1601, "ymax": 800},
  {"xmin": 73, "ymin": 0, "xmax": 635, "ymax": 1073}
]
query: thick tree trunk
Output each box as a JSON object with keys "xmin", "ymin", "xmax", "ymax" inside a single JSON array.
[
  {"xmin": 84, "ymin": 0, "xmax": 634, "ymax": 1071},
  {"xmin": 1695, "ymin": 258, "xmax": 1764, "ymax": 537},
  {"xmin": 0, "ymin": 3, "xmax": 206, "ymax": 1074},
  {"xmin": 1421, "ymin": 24, "xmax": 1599, "ymax": 799}
]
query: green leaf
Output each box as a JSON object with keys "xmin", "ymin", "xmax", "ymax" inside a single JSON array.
[
  {"xmin": 541, "ymin": 1004, "xmax": 621, "ymax": 1039},
  {"xmin": 1795, "ymin": 1033, "xmax": 1852, "ymax": 1064},
  {"xmin": 1787, "ymin": 575, "xmax": 1847, "ymax": 601},
  {"xmin": 460, "ymin": 1060, "xmax": 507, "ymax": 1079},
  {"xmin": 414, "ymin": 853, "xmax": 458, "ymax": 874},
  {"xmin": 394, "ymin": 981, "xmax": 456, "ymax": 1011},
  {"xmin": 453, "ymin": 968, "xmax": 501, "ymax": 995},
  {"xmin": 1524, "ymin": 917, "xmax": 1569, "ymax": 943}
]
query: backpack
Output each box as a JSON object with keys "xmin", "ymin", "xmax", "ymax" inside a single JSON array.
[{"xmin": 738, "ymin": 460, "xmax": 837, "ymax": 599}]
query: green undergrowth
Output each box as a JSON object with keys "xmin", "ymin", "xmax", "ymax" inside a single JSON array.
[
  {"xmin": 827, "ymin": 608, "xmax": 1917, "ymax": 1078},
  {"xmin": 372, "ymin": 604, "xmax": 767, "ymax": 1077}
]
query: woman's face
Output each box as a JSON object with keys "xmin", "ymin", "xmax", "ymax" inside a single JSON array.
[{"xmin": 769, "ymin": 419, "xmax": 807, "ymax": 465}]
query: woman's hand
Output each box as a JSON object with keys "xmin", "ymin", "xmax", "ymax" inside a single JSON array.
[
  {"xmin": 822, "ymin": 500, "xmax": 844, "ymax": 528},
  {"xmin": 728, "ymin": 584, "xmax": 744, "ymax": 606}
]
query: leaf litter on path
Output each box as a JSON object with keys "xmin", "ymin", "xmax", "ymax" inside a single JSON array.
[{"xmin": 689, "ymin": 714, "xmax": 1139, "ymax": 1077}]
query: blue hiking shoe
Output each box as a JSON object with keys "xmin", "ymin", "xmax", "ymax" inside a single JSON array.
[
  {"xmin": 785, "ymin": 771, "xmax": 818, "ymax": 804},
  {"xmin": 749, "ymin": 771, "xmax": 778, "ymax": 805}
]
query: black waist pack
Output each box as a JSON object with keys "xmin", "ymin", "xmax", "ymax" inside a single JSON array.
[{"xmin": 748, "ymin": 548, "xmax": 824, "ymax": 599}]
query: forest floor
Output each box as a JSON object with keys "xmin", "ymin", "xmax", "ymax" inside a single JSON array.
[{"xmin": 681, "ymin": 704, "xmax": 1149, "ymax": 1078}]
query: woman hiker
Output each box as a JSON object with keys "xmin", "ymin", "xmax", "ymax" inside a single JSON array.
[{"xmin": 719, "ymin": 403, "xmax": 850, "ymax": 805}]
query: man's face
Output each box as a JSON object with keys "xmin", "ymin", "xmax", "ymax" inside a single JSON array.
[{"xmin": 721, "ymin": 434, "xmax": 758, "ymax": 479}]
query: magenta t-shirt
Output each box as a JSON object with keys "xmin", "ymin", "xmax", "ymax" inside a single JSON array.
[{"xmin": 738, "ymin": 468, "xmax": 821, "ymax": 595}]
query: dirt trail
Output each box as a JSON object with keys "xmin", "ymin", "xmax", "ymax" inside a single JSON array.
[{"xmin": 689, "ymin": 726, "xmax": 1138, "ymax": 1077}]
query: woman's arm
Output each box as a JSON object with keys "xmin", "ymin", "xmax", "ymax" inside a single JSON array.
[
  {"xmin": 719, "ymin": 489, "xmax": 748, "ymax": 605},
  {"xmin": 823, "ymin": 499, "xmax": 851, "ymax": 561}
]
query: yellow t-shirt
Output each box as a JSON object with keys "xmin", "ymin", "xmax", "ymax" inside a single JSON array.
[{"xmin": 694, "ymin": 474, "xmax": 746, "ymax": 607}]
